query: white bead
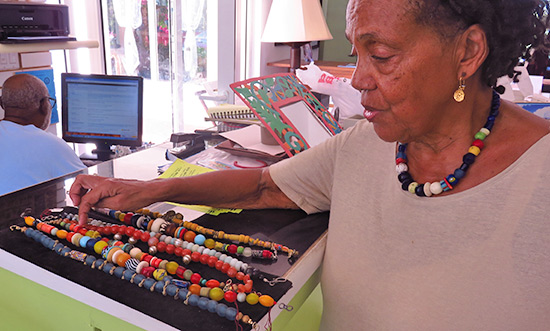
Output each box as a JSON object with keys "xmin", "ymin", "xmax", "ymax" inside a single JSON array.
[
  {"xmin": 224, "ymin": 256, "xmax": 232, "ymax": 263},
  {"xmin": 197, "ymin": 246, "xmax": 204, "ymax": 253},
  {"xmin": 423, "ymin": 182, "xmax": 433, "ymax": 197},
  {"xmin": 229, "ymin": 258, "xmax": 238, "ymax": 267},
  {"xmin": 203, "ymin": 248, "xmax": 211, "ymax": 255},
  {"xmin": 186, "ymin": 242, "xmax": 194, "ymax": 250},
  {"xmin": 243, "ymin": 247, "xmax": 252, "ymax": 258},
  {"xmin": 164, "ymin": 236, "xmax": 173, "ymax": 244},
  {"xmin": 429, "ymin": 181, "xmax": 443, "ymax": 195},
  {"xmin": 208, "ymin": 249, "xmax": 216, "ymax": 256},
  {"xmin": 237, "ymin": 292, "xmax": 247, "ymax": 303},
  {"xmin": 214, "ymin": 252, "xmax": 222, "ymax": 258},
  {"xmin": 159, "ymin": 235, "xmax": 166, "ymax": 242},
  {"xmin": 219, "ymin": 254, "xmax": 228, "ymax": 261},
  {"xmin": 174, "ymin": 239, "xmax": 183, "ymax": 247},
  {"xmin": 191, "ymin": 244, "xmax": 199, "ymax": 252},
  {"xmin": 480, "ymin": 127, "xmax": 490, "ymax": 136},
  {"xmin": 396, "ymin": 163, "xmax": 408, "ymax": 173},
  {"xmin": 241, "ymin": 263, "xmax": 248, "ymax": 272},
  {"xmin": 235, "ymin": 261, "xmax": 243, "ymax": 271}
]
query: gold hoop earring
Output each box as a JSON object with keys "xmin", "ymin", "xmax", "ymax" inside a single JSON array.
[{"xmin": 453, "ymin": 77, "xmax": 466, "ymax": 102}]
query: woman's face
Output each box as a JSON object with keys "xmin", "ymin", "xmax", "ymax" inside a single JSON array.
[{"xmin": 347, "ymin": 0, "xmax": 460, "ymax": 143}]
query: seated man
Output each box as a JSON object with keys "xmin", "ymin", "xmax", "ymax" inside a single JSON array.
[{"xmin": 0, "ymin": 74, "xmax": 86, "ymax": 196}]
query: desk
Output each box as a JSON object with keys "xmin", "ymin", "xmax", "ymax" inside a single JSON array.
[
  {"xmin": 267, "ymin": 59, "xmax": 356, "ymax": 79},
  {"xmin": 0, "ymin": 143, "xmax": 327, "ymax": 330}
]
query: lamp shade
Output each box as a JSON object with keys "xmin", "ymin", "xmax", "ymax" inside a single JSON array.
[{"xmin": 262, "ymin": 0, "xmax": 333, "ymax": 43}]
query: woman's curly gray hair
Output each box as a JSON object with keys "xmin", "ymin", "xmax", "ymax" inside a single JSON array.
[{"xmin": 411, "ymin": 0, "xmax": 550, "ymax": 92}]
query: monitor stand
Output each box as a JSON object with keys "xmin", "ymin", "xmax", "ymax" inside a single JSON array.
[{"xmin": 79, "ymin": 144, "xmax": 115, "ymax": 161}]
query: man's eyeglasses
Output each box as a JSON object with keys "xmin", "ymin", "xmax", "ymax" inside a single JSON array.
[{"xmin": 46, "ymin": 97, "xmax": 56, "ymax": 108}]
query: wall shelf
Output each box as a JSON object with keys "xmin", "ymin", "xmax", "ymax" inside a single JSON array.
[{"xmin": 0, "ymin": 40, "xmax": 99, "ymax": 53}]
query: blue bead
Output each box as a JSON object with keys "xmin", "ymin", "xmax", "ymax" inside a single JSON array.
[
  {"xmin": 79, "ymin": 236, "xmax": 91, "ymax": 248},
  {"xmin": 198, "ymin": 297, "xmax": 210, "ymax": 310},
  {"xmin": 396, "ymin": 151, "xmax": 406, "ymax": 160},
  {"xmin": 463, "ymin": 153, "xmax": 476, "ymax": 165},
  {"xmin": 154, "ymin": 281, "xmax": 165, "ymax": 293},
  {"xmin": 123, "ymin": 270, "xmax": 135, "ymax": 281},
  {"xmin": 188, "ymin": 294, "xmax": 199, "ymax": 306},
  {"xmin": 61, "ymin": 247, "xmax": 71, "ymax": 256},
  {"xmin": 109, "ymin": 209, "xmax": 117, "ymax": 218},
  {"xmin": 207, "ymin": 300, "xmax": 218, "ymax": 313},
  {"xmin": 133, "ymin": 274, "xmax": 145, "ymax": 285},
  {"xmin": 165, "ymin": 284, "xmax": 178, "ymax": 297},
  {"xmin": 216, "ymin": 303, "xmax": 228, "ymax": 317},
  {"xmin": 398, "ymin": 143, "xmax": 407, "ymax": 152},
  {"xmin": 85, "ymin": 255, "xmax": 97, "ymax": 266},
  {"xmin": 178, "ymin": 289, "xmax": 189, "ymax": 301},
  {"xmin": 446, "ymin": 174, "xmax": 457, "ymax": 184},
  {"xmin": 86, "ymin": 239, "xmax": 99, "ymax": 252},
  {"xmin": 194, "ymin": 234, "xmax": 206, "ymax": 245},
  {"xmin": 225, "ymin": 307, "xmax": 238, "ymax": 321},
  {"xmin": 143, "ymin": 278, "xmax": 156, "ymax": 290},
  {"xmin": 114, "ymin": 267, "xmax": 125, "ymax": 279},
  {"xmin": 164, "ymin": 275, "xmax": 173, "ymax": 283},
  {"xmin": 103, "ymin": 262, "xmax": 115, "ymax": 274}
]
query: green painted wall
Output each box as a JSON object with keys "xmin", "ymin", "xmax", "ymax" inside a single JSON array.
[{"xmin": 320, "ymin": 0, "xmax": 355, "ymax": 63}]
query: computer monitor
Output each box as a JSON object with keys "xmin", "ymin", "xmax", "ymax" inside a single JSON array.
[{"xmin": 61, "ymin": 73, "xmax": 143, "ymax": 161}]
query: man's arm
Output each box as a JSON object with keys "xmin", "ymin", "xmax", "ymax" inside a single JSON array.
[{"xmin": 69, "ymin": 167, "xmax": 298, "ymax": 224}]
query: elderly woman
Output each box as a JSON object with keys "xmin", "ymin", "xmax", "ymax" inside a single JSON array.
[{"xmin": 70, "ymin": 0, "xmax": 550, "ymax": 329}]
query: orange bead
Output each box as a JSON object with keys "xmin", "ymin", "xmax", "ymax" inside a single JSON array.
[
  {"xmin": 56, "ymin": 229, "xmax": 68, "ymax": 240},
  {"xmin": 183, "ymin": 230, "xmax": 196, "ymax": 242},
  {"xmin": 116, "ymin": 252, "xmax": 131, "ymax": 267},
  {"xmin": 227, "ymin": 267, "xmax": 237, "ymax": 278},
  {"xmin": 189, "ymin": 284, "xmax": 201, "ymax": 296},
  {"xmin": 24, "ymin": 216, "xmax": 35, "ymax": 226},
  {"xmin": 259, "ymin": 295, "xmax": 275, "ymax": 307}
]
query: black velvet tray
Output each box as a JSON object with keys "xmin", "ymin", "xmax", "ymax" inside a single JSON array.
[{"xmin": 0, "ymin": 200, "xmax": 328, "ymax": 330}]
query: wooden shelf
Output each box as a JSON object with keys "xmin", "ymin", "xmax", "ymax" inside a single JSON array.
[
  {"xmin": 267, "ymin": 59, "xmax": 356, "ymax": 79},
  {"xmin": 0, "ymin": 40, "xmax": 99, "ymax": 53}
]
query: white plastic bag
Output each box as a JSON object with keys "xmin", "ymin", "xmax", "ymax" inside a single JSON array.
[{"xmin": 296, "ymin": 63, "xmax": 362, "ymax": 119}]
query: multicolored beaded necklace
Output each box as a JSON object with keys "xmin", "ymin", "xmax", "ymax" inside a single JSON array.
[{"xmin": 396, "ymin": 90, "xmax": 500, "ymax": 197}]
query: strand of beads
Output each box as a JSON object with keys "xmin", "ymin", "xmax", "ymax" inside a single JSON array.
[
  {"xmin": 397, "ymin": 90, "xmax": 501, "ymax": 196},
  {"xmin": 42, "ymin": 215, "xmax": 276, "ymax": 308},
  {"xmin": 11, "ymin": 224, "xmax": 258, "ymax": 328},
  {"xmin": 181, "ymin": 220, "xmax": 299, "ymax": 259}
]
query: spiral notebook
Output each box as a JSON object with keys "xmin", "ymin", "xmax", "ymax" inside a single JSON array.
[{"xmin": 205, "ymin": 103, "xmax": 261, "ymax": 126}]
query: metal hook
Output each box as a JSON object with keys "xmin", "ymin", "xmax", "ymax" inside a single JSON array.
[
  {"xmin": 263, "ymin": 276, "xmax": 287, "ymax": 286},
  {"xmin": 278, "ymin": 302, "xmax": 294, "ymax": 311}
]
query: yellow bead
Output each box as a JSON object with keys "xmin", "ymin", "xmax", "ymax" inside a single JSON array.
[
  {"xmin": 165, "ymin": 261, "xmax": 179, "ymax": 274},
  {"xmin": 94, "ymin": 241, "xmax": 108, "ymax": 255},
  {"xmin": 204, "ymin": 238, "xmax": 216, "ymax": 249},
  {"xmin": 468, "ymin": 146, "xmax": 481, "ymax": 156},
  {"xmin": 246, "ymin": 293, "xmax": 259, "ymax": 305},
  {"xmin": 209, "ymin": 287, "xmax": 224, "ymax": 301},
  {"xmin": 259, "ymin": 294, "xmax": 275, "ymax": 307},
  {"xmin": 24, "ymin": 216, "xmax": 35, "ymax": 226},
  {"xmin": 153, "ymin": 269, "xmax": 167, "ymax": 281},
  {"xmin": 408, "ymin": 181, "xmax": 418, "ymax": 194}
]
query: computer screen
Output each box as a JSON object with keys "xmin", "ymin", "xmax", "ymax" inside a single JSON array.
[{"xmin": 61, "ymin": 73, "xmax": 143, "ymax": 161}]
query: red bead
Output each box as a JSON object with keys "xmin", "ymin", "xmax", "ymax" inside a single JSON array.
[
  {"xmin": 176, "ymin": 266, "xmax": 186, "ymax": 278},
  {"xmin": 243, "ymin": 274, "xmax": 251, "ymax": 282},
  {"xmin": 224, "ymin": 291, "xmax": 237, "ymax": 303},
  {"xmin": 165, "ymin": 244, "xmax": 175, "ymax": 255},
  {"xmin": 236, "ymin": 272, "xmax": 245, "ymax": 280},
  {"xmin": 78, "ymin": 228, "xmax": 88, "ymax": 235},
  {"xmin": 142, "ymin": 266, "xmax": 155, "ymax": 278},
  {"xmin": 181, "ymin": 248, "xmax": 192, "ymax": 256},
  {"xmin": 227, "ymin": 267, "xmax": 237, "ymax": 278},
  {"xmin": 157, "ymin": 241, "xmax": 167, "ymax": 252},
  {"xmin": 118, "ymin": 225, "xmax": 127, "ymax": 234},
  {"xmin": 150, "ymin": 257, "xmax": 161, "ymax": 268},
  {"xmin": 66, "ymin": 232, "xmax": 74, "ymax": 243},
  {"xmin": 103, "ymin": 226, "xmax": 113, "ymax": 235},
  {"xmin": 141, "ymin": 254, "xmax": 153, "ymax": 263},
  {"xmin": 199, "ymin": 254, "xmax": 209, "ymax": 264},
  {"xmin": 190, "ymin": 273, "xmax": 201, "ymax": 284},
  {"xmin": 215, "ymin": 260, "xmax": 224, "ymax": 270},
  {"xmin": 227, "ymin": 244, "xmax": 238, "ymax": 255},
  {"xmin": 174, "ymin": 247, "xmax": 184, "ymax": 257},
  {"xmin": 396, "ymin": 157, "xmax": 406, "ymax": 165},
  {"xmin": 72, "ymin": 225, "xmax": 81, "ymax": 233},
  {"xmin": 244, "ymin": 280, "xmax": 253, "ymax": 293},
  {"xmin": 191, "ymin": 251, "xmax": 201, "ymax": 262},
  {"xmin": 140, "ymin": 231, "xmax": 150, "ymax": 242},
  {"xmin": 207, "ymin": 256, "xmax": 218, "ymax": 267},
  {"xmin": 123, "ymin": 212, "xmax": 133, "ymax": 224},
  {"xmin": 111, "ymin": 225, "xmax": 119, "ymax": 234},
  {"xmin": 472, "ymin": 139, "xmax": 484, "ymax": 149},
  {"xmin": 125, "ymin": 226, "xmax": 135, "ymax": 237},
  {"xmin": 221, "ymin": 263, "xmax": 230, "ymax": 274},
  {"xmin": 262, "ymin": 250, "xmax": 272, "ymax": 259},
  {"xmin": 205, "ymin": 279, "xmax": 220, "ymax": 288}
]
